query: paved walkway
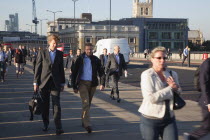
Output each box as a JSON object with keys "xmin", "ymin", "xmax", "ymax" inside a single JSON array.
[{"xmin": 0, "ymin": 62, "xmax": 209, "ymax": 140}]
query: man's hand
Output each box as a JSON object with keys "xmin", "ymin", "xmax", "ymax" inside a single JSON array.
[
  {"xmin": 99, "ymin": 85, "xmax": 104, "ymax": 91},
  {"xmin": 208, "ymin": 104, "xmax": 210, "ymax": 112},
  {"xmin": 34, "ymin": 85, "xmax": 39, "ymax": 92},
  {"xmin": 60, "ymin": 86, "xmax": 64, "ymax": 92},
  {"xmin": 74, "ymin": 89, "xmax": 78, "ymax": 93}
]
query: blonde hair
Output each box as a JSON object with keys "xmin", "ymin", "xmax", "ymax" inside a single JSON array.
[
  {"xmin": 150, "ymin": 46, "xmax": 166, "ymax": 58},
  {"xmin": 47, "ymin": 34, "xmax": 60, "ymax": 43}
]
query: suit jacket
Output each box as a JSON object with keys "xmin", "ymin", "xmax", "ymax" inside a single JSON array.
[
  {"xmin": 105, "ymin": 53, "xmax": 127, "ymax": 76},
  {"xmin": 138, "ymin": 68, "xmax": 181, "ymax": 118},
  {"xmin": 100, "ymin": 54, "xmax": 108, "ymax": 67},
  {"xmin": 198, "ymin": 58, "xmax": 210, "ymax": 108},
  {"xmin": 34, "ymin": 49, "xmax": 65, "ymax": 89},
  {"xmin": 65, "ymin": 54, "xmax": 74, "ymax": 69},
  {"xmin": 72, "ymin": 53, "xmax": 105, "ymax": 89}
]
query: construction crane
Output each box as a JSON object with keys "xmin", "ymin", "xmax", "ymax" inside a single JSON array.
[{"xmin": 32, "ymin": 0, "xmax": 39, "ymax": 34}]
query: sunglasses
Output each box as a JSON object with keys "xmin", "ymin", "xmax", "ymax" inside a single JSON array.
[{"xmin": 153, "ymin": 57, "xmax": 167, "ymax": 60}]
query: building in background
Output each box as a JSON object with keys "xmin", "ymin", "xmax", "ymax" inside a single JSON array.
[
  {"xmin": 5, "ymin": 13, "xmax": 19, "ymax": 31},
  {"xmin": 132, "ymin": 0, "xmax": 153, "ymax": 18},
  {"xmin": 188, "ymin": 30, "xmax": 204, "ymax": 46}
]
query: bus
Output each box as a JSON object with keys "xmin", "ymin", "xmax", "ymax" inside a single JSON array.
[{"xmin": 57, "ymin": 43, "xmax": 71, "ymax": 57}]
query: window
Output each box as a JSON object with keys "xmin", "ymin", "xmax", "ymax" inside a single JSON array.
[
  {"xmin": 129, "ymin": 37, "xmax": 136, "ymax": 44},
  {"xmin": 141, "ymin": 8, "xmax": 143, "ymax": 15},
  {"xmin": 149, "ymin": 32, "xmax": 158, "ymax": 39},
  {"xmin": 85, "ymin": 36, "xmax": 92, "ymax": 43},
  {"xmin": 148, "ymin": 42, "xmax": 159, "ymax": 50},
  {"xmin": 161, "ymin": 42, "xmax": 171, "ymax": 48},
  {"xmin": 174, "ymin": 42, "xmax": 184, "ymax": 49},
  {"xmin": 66, "ymin": 25, "xmax": 68, "ymax": 29},
  {"xmin": 59, "ymin": 25, "xmax": 62, "ymax": 30},
  {"xmin": 145, "ymin": 8, "xmax": 148, "ymax": 15},
  {"xmin": 174, "ymin": 32, "xmax": 184, "ymax": 39},
  {"xmin": 96, "ymin": 36, "xmax": 104, "ymax": 41},
  {"xmin": 162, "ymin": 32, "xmax": 171, "ymax": 39}
]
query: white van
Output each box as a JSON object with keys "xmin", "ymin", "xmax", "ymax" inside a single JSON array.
[{"xmin": 93, "ymin": 38, "xmax": 130, "ymax": 63}]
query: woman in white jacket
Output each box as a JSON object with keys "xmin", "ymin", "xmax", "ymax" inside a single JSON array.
[{"xmin": 139, "ymin": 47, "xmax": 181, "ymax": 140}]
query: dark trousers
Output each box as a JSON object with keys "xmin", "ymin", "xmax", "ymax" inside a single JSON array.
[
  {"xmin": 0, "ymin": 61, "xmax": 5, "ymax": 80},
  {"xmin": 41, "ymin": 78, "xmax": 62, "ymax": 130},
  {"xmin": 105, "ymin": 73, "xmax": 110, "ymax": 86},
  {"xmin": 190, "ymin": 107, "xmax": 210, "ymax": 139},
  {"xmin": 182, "ymin": 55, "xmax": 188, "ymax": 65},
  {"xmin": 33, "ymin": 60, "xmax": 36, "ymax": 73},
  {"xmin": 111, "ymin": 72, "xmax": 120, "ymax": 99}
]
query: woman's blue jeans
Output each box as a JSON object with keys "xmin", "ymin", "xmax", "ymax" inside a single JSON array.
[{"xmin": 140, "ymin": 114, "xmax": 178, "ymax": 140}]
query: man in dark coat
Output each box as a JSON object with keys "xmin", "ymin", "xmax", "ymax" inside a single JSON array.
[
  {"xmin": 72, "ymin": 43, "xmax": 105, "ymax": 133},
  {"xmin": 105, "ymin": 46, "xmax": 127, "ymax": 103},
  {"xmin": 184, "ymin": 58, "xmax": 210, "ymax": 140},
  {"xmin": 100, "ymin": 48, "xmax": 110, "ymax": 87},
  {"xmin": 33, "ymin": 34, "xmax": 65, "ymax": 135}
]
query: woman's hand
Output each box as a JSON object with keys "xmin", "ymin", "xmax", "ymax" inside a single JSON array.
[{"xmin": 167, "ymin": 76, "xmax": 179, "ymax": 91}]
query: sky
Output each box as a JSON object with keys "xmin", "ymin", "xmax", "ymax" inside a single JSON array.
[{"xmin": 0, "ymin": 0, "xmax": 210, "ymax": 40}]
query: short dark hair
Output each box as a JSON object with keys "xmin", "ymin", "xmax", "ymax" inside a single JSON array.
[{"xmin": 85, "ymin": 43, "xmax": 93, "ymax": 47}]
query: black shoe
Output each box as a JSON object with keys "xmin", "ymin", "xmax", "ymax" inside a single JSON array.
[
  {"xmin": 85, "ymin": 126, "xmax": 92, "ymax": 133},
  {"xmin": 117, "ymin": 98, "xmax": 121, "ymax": 103},
  {"xmin": 56, "ymin": 129, "xmax": 64, "ymax": 135},
  {"xmin": 110, "ymin": 96, "xmax": 116, "ymax": 100},
  {"xmin": 42, "ymin": 125, "xmax": 48, "ymax": 132}
]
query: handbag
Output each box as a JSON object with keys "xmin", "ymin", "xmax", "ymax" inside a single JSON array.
[
  {"xmin": 28, "ymin": 91, "xmax": 43, "ymax": 120},
  {"xmin": 169, "ymin": 71, "xmax": 186, "ymax": 110}
]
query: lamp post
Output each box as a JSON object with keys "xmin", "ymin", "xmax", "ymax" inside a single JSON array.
[
  {"xmin": 46, "ymin": 10, "xmax": 62, "ymax": 32},
  {"xmin": 26, "ymin": 24, "xmax": 34, "ymax": 33},
  {"xmin": 38, "ymin": 19, "xmax": 48, "ymax": 36},
  {"xmin": 72, "ymin": 0, "xmax": 78, "ymax": 49},
  {"xmin": 109, "ymin": 0, "xmax": 111, "ymax": 38}
]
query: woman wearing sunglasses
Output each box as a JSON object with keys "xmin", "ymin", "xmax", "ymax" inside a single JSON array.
[{"xmin": 139, "ymin": 47, "xmax": 182, "ymax": 140}]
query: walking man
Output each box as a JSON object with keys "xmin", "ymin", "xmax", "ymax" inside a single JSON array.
[
  {"xmin": 64, "ymin": 49, "xmax": 74, "ymax": 88},
  {"xmin": 105, "ymin": 45, "xmax": 127, "ymax": 103},
  {"xmin": 0, "ymin": 45, "xmax": 6, "ymax": 82},
  {"xmin": 72, "ymin": 43, "xmax": 105, "ymax": 133},
  {"xmin": 33, "ymin": 34, "xmax": 65, "ymax": 135},
  {"xmin": 100, "ymin": 48, "xmax": 110, "ymax": 87},
  {"xmin": 184, "ymin": 58, "xmax": 210, "ymax": 140},
  {"xmin": 182, "ymin": 46, "xmax": 189, "ymax": 66}
]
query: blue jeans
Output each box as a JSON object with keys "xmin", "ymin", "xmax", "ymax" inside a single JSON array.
[{"xmin": 140, "ymin": 114, "xmax": 178, "ymax": 140}]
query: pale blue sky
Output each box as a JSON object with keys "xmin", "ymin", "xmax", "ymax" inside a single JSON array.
[{"xmin": 0, "ymin": 0, "xmax": 209, "ymax": 40}]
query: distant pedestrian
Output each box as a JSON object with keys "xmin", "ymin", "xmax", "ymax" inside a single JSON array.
[
  {"xmin": 184, "ymin": 58, "xmax": 210, "ymax": 140},
  {"xmin": 34, "ymin": 34, "xmax": 65, "ymax": 135},
  {"xmin": 100, "ymin": 48, "xmax": 110, "ymax": 87},
  {"xmin": 178, "ymin": 48, "xmax": 182, "ymax": 59},
  {"xmin": 105, "ymin": 46, "xmax": 127, "ymax": 103},
  {"xmin": 182, "ymin": 46, "xmax": 189, "ymax": 66},
  {"xmin": 0, "ymin": 45, "xmax": 6, "ymax": 82},
  {"xmin": 167, "ymin": 48, "xmax": 172, "ymax": 60},
  {"xmin": 139, "ymin": 47, "xmax": 181, "ymax": 140},
  {"xmin": 71, "ymin": 49, "xmax": 81, "ymax": 70},
  {"xmin": 7, "ymin": 47, "xmax": 12, "ymax": 66},
  {"xmin": 64, "ymin": 49, "xmax": 74, "ymax": 87},
  {"xmin": 31, "ymin": 47, "xmax": 37, "ymax": 73},
  {"xmin": 14, "ymin": 48, "xmax": 24, "ymax": 78},
  {"xmin": 72, "ymin": 43, "xmax": 105, "ymax": 133},
  {"xmin": 144, "ymin": 49, "xmax": 148, "ymax": 59}
]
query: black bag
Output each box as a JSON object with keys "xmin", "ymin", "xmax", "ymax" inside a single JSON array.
[
  {"xmin": 169, "ymin": 71, "xmax": 186, "ymax": 110},
  {"xmin": 28, "ymin": 92, "xmax": 43, "ymax": 120},
  {"xmin": 194, "ymin": 66, "xmax": 201, "ymax": 92}
]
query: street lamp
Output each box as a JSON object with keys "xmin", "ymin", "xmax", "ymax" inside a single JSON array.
[
  {"xmin": 109, "ymin": 0, "xmax": 112, "ymax": 38},
  {"xmin": 72, "ymin": 0, "xmax": 78, "ymax": 49},
  {"xmin": 46, "ymin": 10, "xmax": 62, "ymax": 32},
  {"xmin": 26, "ymin": 24, "xmax": 34, "ymax": 33},
  {"xmin": 38, "ymin": 19, "xmax": 48, "ymax": 36}
]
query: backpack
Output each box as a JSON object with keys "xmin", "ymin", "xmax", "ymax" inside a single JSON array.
[{"xmin": 194, "ymin": 66, "xmax": 201, "ymax": 92}]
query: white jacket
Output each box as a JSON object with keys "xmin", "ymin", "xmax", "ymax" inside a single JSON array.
[{"xmin": 138, "ymin": 68, "xmax": 181, "ymax": 118}]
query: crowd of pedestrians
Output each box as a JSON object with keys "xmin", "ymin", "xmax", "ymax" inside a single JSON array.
[{"xmin": 1, "ymin": 34, "xmax": 210, "ymax": 139}]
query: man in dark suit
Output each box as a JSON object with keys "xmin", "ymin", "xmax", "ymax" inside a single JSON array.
[
  {"xmin": 100, "ymin": 48, "xmax": 110, "ymax": 87},
  {"xmin": 105, "ymin": 45, "xmax": 127, "ymax": 103},
  {"xmin": 72, "ymin": 43, "xmax": 105, "ymax": 133},
  {"xmin": 184, "ymin": 58, "xmax": 210, "ymax": 140},
  {"xmin": 64, "ymin": 49, "xmax": 74, "ymax": 87},
  {"xmin": 33, "ymin": 34, "xmax": 65, "ymax": 135}
]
